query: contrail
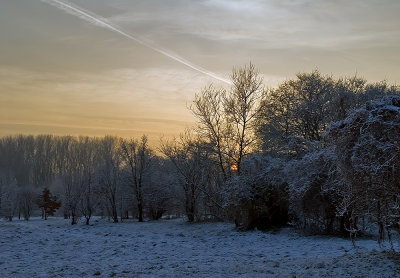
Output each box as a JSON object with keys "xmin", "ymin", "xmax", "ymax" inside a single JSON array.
[{"xmin": 40, "ymin": 0, "xmax": 232, "ymax": 84}]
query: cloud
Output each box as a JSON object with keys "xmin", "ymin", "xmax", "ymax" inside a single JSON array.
[
  {"xmin": 105, "ymin": 0, "xmax": 400, "ymax": 50},
  {"xmin": 1, "ymin": 0, "xmax": 400, "ymax": 142},
  {"xmin": 0, "ymin": 66, "xmax": 212, "ymax": 141}
]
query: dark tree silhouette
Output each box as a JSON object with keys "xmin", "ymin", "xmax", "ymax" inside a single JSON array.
[{"xmin": 36, "ymin": 188, "xmax": 61, "ymax": 220}]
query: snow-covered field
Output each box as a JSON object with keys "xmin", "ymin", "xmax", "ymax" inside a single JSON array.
[{"xmin": 1, "ymin": 217, "xmax": 399, "ymax": 278}]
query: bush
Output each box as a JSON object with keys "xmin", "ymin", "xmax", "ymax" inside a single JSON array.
[{"xmin": 224, "ymin": 156, "xmax": 289, "ymax": 231}]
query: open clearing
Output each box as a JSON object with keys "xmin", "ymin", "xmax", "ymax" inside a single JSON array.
[{"xmin": 1, "ymin": 217, "xmax": 400, "ymax": 277}]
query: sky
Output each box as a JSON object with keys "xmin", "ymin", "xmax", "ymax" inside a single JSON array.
[{"xmin": 1, "ymin": 0, "xmax": 399, "ymax": 145}]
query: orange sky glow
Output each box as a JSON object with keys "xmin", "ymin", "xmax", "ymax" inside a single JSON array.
[{"xmin": 1, "ymin": 0, "xmax": 399, "ymax": 146}]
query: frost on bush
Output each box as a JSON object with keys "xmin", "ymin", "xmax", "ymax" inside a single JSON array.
[
  {"xmin": 223, "ymin": 156, "xmax": 289, "ymax": 230},
  {"xmin": 285, "ymin": 146, "xmax": 342, "ymax": 234},
  {"xmin": 326, "ymin": 95, "xmax": 400, "ymax": 244}
]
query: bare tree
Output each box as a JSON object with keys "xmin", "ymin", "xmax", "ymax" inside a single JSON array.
[
  {"xmin": 63, "ymin": 173, "xmax": 82, "ymax": 225},
  {"xmin": 144, "ymin": 156, "xmax": 175, "ymax": 220},
  {"xmin": 62, "ymin": 136, "xmax": 98, "ymax": 225},
  {"xmin": 97, "ymin": 136, "xmax": 121, "ymax": 223},
  {"xmin": 17, "ymin": 187, "xmax": 37, "ymax": 220},
  {"xmin": 53, "ymin": 136, "xmax": 73, "ymax": 177},
  {"xmin": 191, "ymin": 63, "xmax": 265, "ymax": 177},
  {"xmin": 225, "ymin": 63, "xmax": 265, "ymax": 175},
  {"xmin": 33, "ymin": 135, "xmax": 55, "ymax": 187},
  {"xmin": 192, "ymin": 85, "xmax": 230, "ymax": 180},
  {"xmin": 120, "ymin": 135, "xmax": 153, "ymax": 222},
  {"xmin": 77, "ymin": 137, "xmax": 99, "ymax": 225},
  {"xmin": 9, "ymin": 135, "xmax": 34, "ymax": 187},
  {"xmin": 161, "ymin": 131, "xmax": 218, "ymax": 221},
  {"xmin": 0, "ymin": 181, "xmax": 18, "ymax": 221}
]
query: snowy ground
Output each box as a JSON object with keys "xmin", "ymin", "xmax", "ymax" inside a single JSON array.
[{"xmin": 1, "ymin": 217, "xmax": 400, "ymax": 278}]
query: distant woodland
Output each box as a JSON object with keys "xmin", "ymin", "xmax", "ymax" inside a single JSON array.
[{"xmin": 1, "ymin": 64, "xmax": 400, "ymax": 245}]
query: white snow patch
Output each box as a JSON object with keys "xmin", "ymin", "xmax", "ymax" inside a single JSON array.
[{"xmin": 0, "ymin": 217, "xmax": 399, "ymax": 277}]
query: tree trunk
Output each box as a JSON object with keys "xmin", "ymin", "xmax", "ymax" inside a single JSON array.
[
  {"xmin": 138, "ymin": 202, "xmax": 143, "ymax": 222},
  {"xmin": 71, "ymin": 212, "xmax": 77, "ymax": 225},
  {"xmin": 185, "ymin": 192, "xmax": 195, "ymax": 222},
  {"xmin": 112, "ymin": 206, "xmax": 118, "ymax": 223}
]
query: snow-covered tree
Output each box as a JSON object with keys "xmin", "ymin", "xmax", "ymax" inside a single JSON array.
[
  {"xmin": 326, "ymin": 95, "xmax": 400, "ymax": 243},
  {"xmin": 223, "ymin": 155, "xmax": 289, "ymax": 230},
  {"xmin": 256, "ymin": 71, "xmax": 399, "ymax": 156},
  {"xmin": 257, "ymin": 70, "xmax": 335, "ymax": 155},
  {"xmin": 285, "ymin": 146, "xmax": 342, "ymax": 233}
]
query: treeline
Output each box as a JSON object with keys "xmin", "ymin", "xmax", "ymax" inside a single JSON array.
[
  {"xmin": 0, "ymin": 135, "xmax": 179, "ymax": 224},
  {"xmin": 1, "ymin": 64, "xmax": 400, "ymax": 244}
]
